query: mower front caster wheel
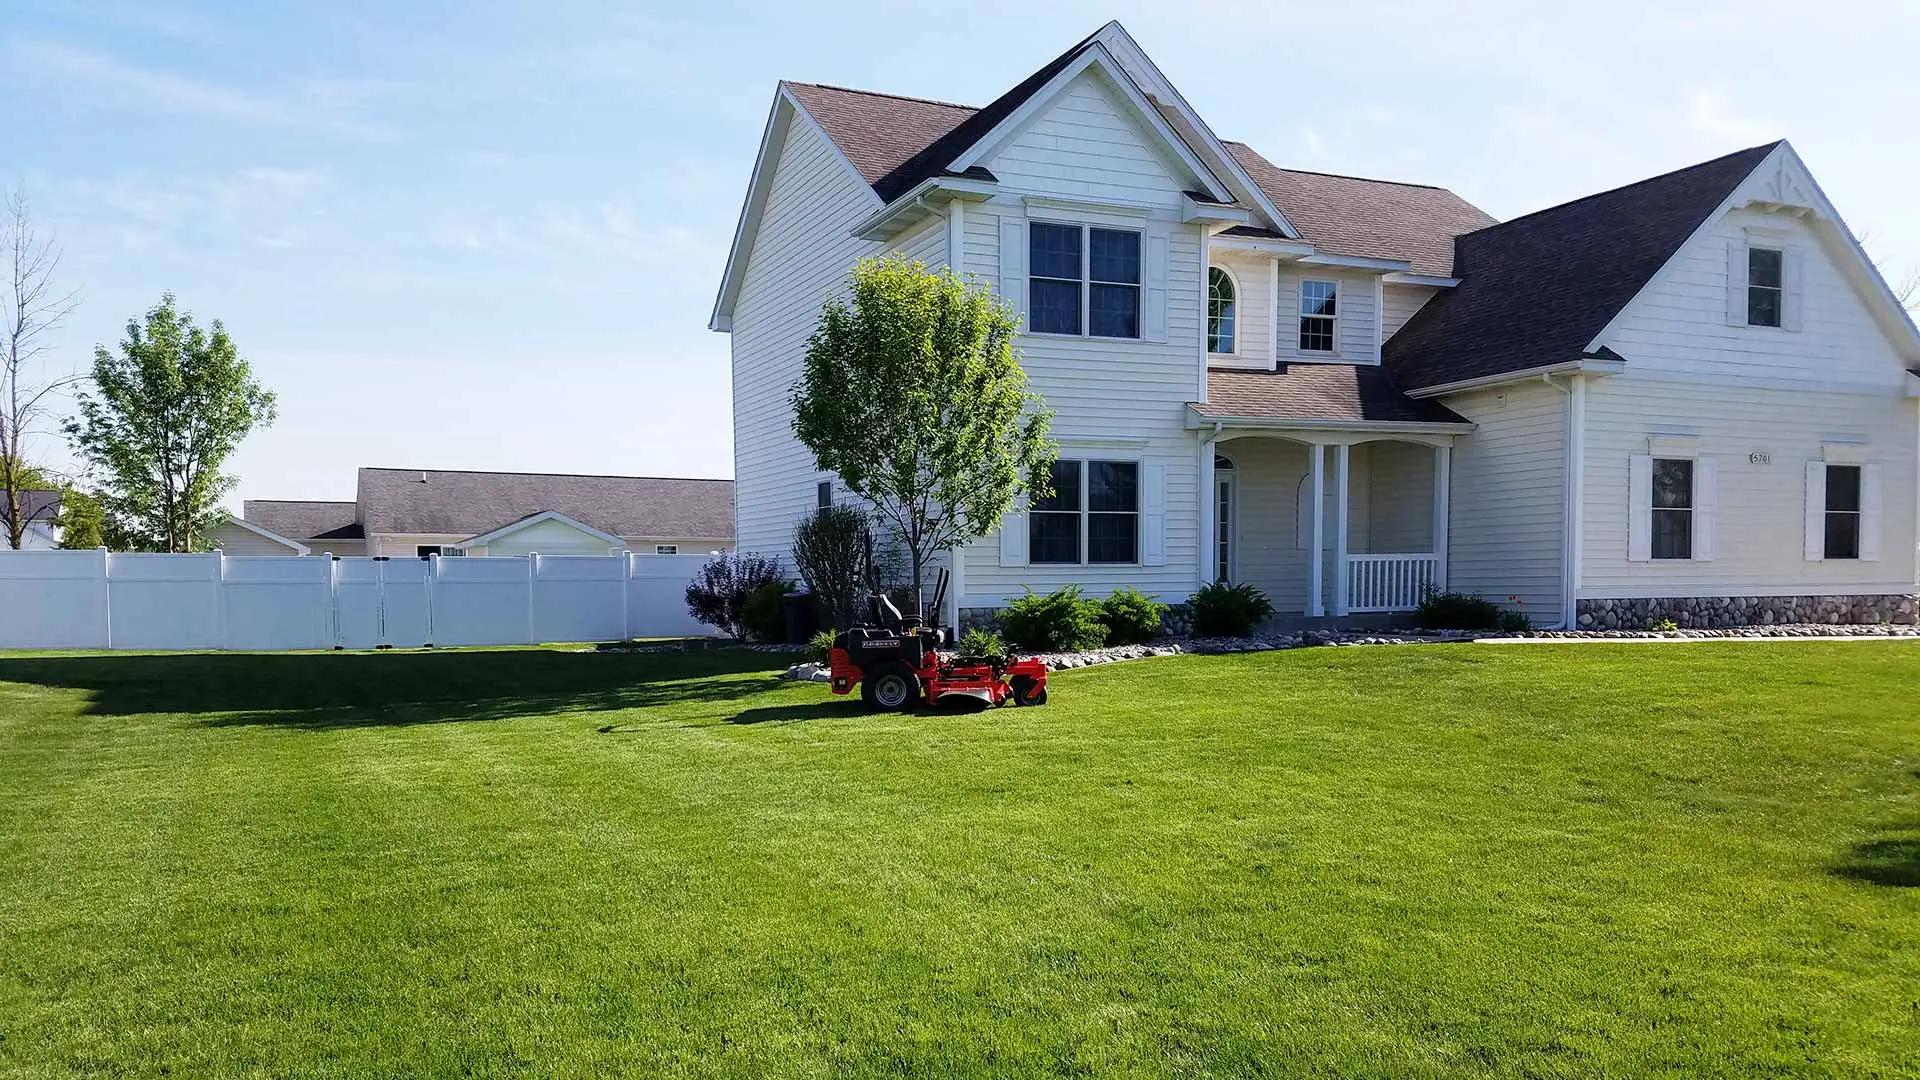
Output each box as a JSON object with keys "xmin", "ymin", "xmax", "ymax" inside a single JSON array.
[
  {"xmin": 1010, "ymin": 675, "xmax": 1047, "ymax": 707},
  {"xmin": 861, "ymin": 663, "xmax": 921, "ymax": 712}
]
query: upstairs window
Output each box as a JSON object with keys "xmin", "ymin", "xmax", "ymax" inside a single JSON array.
[
  {"xmin": 1029, "ymin": 223, "xmax": 1140, "ymax": 338},
  {"xmin": 1824, "ymin": 464, "xmax": 1861, "ymax": 559},
  {"xmin": 1748, "ymin": 247, "xmax": 1783, "ymax": 327},
  {"xmin": 1207, "ymin": 267, "xmax": 1237, "ymax": 354},
  {"xmin": 1299, "ymin": 280, "xmax": 1337, "ymax": 353},
  {"xmin": 1651, "ymin": 458, "xmax": 1694, "ymax": 560}
]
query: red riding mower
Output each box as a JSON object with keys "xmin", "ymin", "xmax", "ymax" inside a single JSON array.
[{"xmin": 826, "ymin": 570, "xmax": 1048, "ymax": 712}]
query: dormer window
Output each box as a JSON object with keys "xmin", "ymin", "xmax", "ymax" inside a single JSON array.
[
  {"xmin": 1748, "ymin": 247, "xmax": 1783, "ymax": 327},
  {"xmin": 1299, "ymin": 280, "xmax": 1337, "ymax": 353},
  {"xmin": 1207, "ymin": 267, "xmax": 1237, "ymax": 354}
]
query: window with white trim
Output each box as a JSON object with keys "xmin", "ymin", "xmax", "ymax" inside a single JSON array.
[
  {"xmin": 1299, "ymin": 279, "xmax": 1337, "ymax": 353},
  {"xmin": 655, "ymin": 544, "xmax": 679, "ymax": 556},
  {"xmin": 816, "ymin": 481, "xmax": 832, "ymax": 510},
  {"xmin": 1029, "ymin": 222, "xmax": 1141, "ymax": 338},
  {"xmin": 1650, "ymin": 458, "xmax": 1693, "ymax": 560},
  {"xmin": 1823, "ymin": 464, "xmax": 1861, "ymax": 559},
  {"xmin": 1748, "ymin": 246, "xmax": 1783, "ymax": 327},
  {"xmin": 1207, "ymin": 267, "xmax": 1237, "ymax": 354},
  {"xmin": 1030, "ymin": 459, "xmax": 1139, "ymax": 564}
]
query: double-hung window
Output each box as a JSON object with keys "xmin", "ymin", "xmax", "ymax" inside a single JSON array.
[
  {"xmin": 1823, "ymin": 464, "xmax": 1862, "ymax": 559},
  {"xmin": 1748, "ymin": 247, "xmax": 1783, "ymax": 327},
  {"xmin": 1029, "ymin": 459, "xmax": 1139, "ymax": 564},
  {"xmin": 1029, "ymin": 222, "xmax": 1141, "ymax": 338},
  {"xmin": 1650, "ymin": 458, "xmax": 1694, "ymax": 560},
  {"xmin": 1299, "ymin": 280, "xmax": 1337, "ymax": 353}
]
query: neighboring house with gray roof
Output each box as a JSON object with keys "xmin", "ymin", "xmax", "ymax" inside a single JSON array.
[
  {"xmin": 2, "ymin": 490, "xmax": 63, "ymax": 550},
  {"xmin": 212, "ymin": 469, "xmax": 734, "ymax": 558},
  {"xmin": 713, "ymin": 20, "xmax": 1920, "ymax": 630}
]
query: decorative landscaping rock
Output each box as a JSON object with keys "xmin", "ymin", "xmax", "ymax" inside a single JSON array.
[
  {"xmin": 782, "ymin": 661, "xmax": 832, "ymax": 682},
  {"xmin": 1574, "ymin": 594, "xmax": 1920, "ymax": 630}
]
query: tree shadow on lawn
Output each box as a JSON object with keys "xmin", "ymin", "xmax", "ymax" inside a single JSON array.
[
  {"xmin": 1830, "ymin": 821, "xmax": 1920, "ymax": 888},
  {"xmin": 0, "ymin": 648, "xmax": 795, "ymax": 730},
  {"xmin": 723, "ymin": 700, "xmax": 868, "ymax": 725}
]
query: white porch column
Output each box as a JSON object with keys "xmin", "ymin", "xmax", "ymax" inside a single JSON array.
[
  {"xmin": 1197, "ymin": 437, "xmax": 1217, "ymax": 586},
  {"xmin": 1432, "ymin": 444, "xmax": 1451, "ymax": 592},
  {"xmin": 1307, "ymin": 442, "xmax": 1325, "ymax": 616},
  {"xmin": 1333, "ymin": 444, "xmax": 1350, "ymax": 617}
]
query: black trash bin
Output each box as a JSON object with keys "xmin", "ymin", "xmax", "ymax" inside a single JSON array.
[{"xmin": 781, "ymin": 591, "xmax": 820, "ymax": 644}]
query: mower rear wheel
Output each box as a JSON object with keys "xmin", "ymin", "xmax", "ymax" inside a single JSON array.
[
  {"xmin": 1010, "ymin": 675, "xmax": 1047, "ymax": 707},
  {"xmin": 861, "ymin": 663, "xmax": 920, "ymax": 712}
]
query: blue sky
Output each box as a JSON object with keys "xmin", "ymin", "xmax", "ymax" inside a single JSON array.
[{"xmin": 8, "ymin": 0, "xmax": 1917, "ymax": 507}]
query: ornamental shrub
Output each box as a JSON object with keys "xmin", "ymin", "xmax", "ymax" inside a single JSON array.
[
  {"xmin": 1099, "ymin": 586, "xmax": 1166, "ymax": 645},
  {"xmin": 958, "ymin": 627, "xmax": 1005, "ymax": 658},
  {"xmin": 741, "ymin": 579, "xmax": 798, "ymax": 643},
  {"xmin": 999, "ymin": 585, "xmax": 1107, "ymax": 652},
  {"xmin": 684, "ymin": 552, "xmax": 787, "ymax": 640},
  {"xmin": 1187, "ymin": 581, "xmax": 1274, "ymax": 637},
  {"xmin": 1412, "ymin": 590, "xmax": 1501, "ymax": 630},
  {"xmin": 791, "ymin": 505, "xmax": 872, "ymax": 630}
]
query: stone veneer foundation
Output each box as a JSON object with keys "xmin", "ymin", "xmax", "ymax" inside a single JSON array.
[{"xmin": 1576, "ymin": 594, "xmax": 1918, "ymax": 630}]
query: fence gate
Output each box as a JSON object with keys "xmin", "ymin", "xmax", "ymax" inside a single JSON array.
[{"xmin": 332, "ymin": 557, "xmax": 433, "ymax": 649}]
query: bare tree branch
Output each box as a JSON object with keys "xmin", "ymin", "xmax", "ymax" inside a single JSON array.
[{"xmin": 2, "ymin": 186, "xmax": 84, "ymax": 548}]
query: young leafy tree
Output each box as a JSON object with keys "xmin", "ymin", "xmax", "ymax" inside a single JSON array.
[
  {"xmin": 65, "ymin": 294, "xmax": 277, "ymax": 552},
  {"xmin": 793, "ymin": 256, "xmax": 1055, "ymax": 614},
  {"xmin": 52, "ymin": 487, "xmax": 110, "ymax": 550}
]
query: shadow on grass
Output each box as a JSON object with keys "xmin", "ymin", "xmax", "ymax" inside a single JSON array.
[
  {"xmin": 724, "ymin": 700, "xmax": 868, "ymax": 725},
  {"xmin": 0, "ymin": 649, "xmax": 794, "ymax": 730},
  {"xmin": 1831, "ymin": 822, "xmax": 1920, "ymax": 888}
]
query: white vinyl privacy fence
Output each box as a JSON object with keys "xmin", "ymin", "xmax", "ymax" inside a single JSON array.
[{"xmin": 0, "ymin": 550, "xmax": 720, "ymax": 651}]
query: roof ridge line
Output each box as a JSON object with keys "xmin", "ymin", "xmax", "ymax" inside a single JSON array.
[
  {"xmin": 1469, "ymin": 140, "xmax": 1783, "ymax": 235},
  {"xmin": 784, "ymin": 80, "xmax": 979, "ymax": 113}
]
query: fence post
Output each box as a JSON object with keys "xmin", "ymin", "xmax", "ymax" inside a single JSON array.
[
  {"xmin": 97, "ymin": 547, "xmax": 113, "ymax": 650},
  {"xmin": 426, "ymin": 552, "xmax": 439, "ymax": 648},
  {"xmin": 212, "ymin": 549, "xmax": 227, "ymax": 651},
  {"xmin": 620, "ymin": 550, "xmax": 632, "ymax": 643},
  {"xmin": 527, "ymin": 553, "xmax": 540, "ymax": 645}
]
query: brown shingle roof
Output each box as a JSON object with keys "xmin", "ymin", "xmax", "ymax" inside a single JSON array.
[
  {"xmin": 1192, "ymin": 366, "xmax": 1468, "ymax": 426},
  {"xmin": 781, "ymin": 80, "xmax": 1493, "ymax": 275},
  {"xmin": 356, "ymin": 469, "xmax": 734, "ymax": 540},
  {"xmin": 1384, "ymin": 141, "xmax": 1780, "ymax": 392},
  {"xmin": 241, "ymin": 500, "xmax": 359, "ymax": 541},
  {"xmin": 1221, "ymin": 143, "xmax": 1496, "ymax": 277}
]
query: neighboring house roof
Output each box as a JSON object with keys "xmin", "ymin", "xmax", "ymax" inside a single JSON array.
[
  {"xmin": 1192, "ymin": 366, "xmax": 1468, "ymax": 427},
  {"xmin": 242, "ymin": 500, "xmax": 361, "ymax": 540},
  {"xmin": 219, "ymin": 515, "xmax": 311, "ymax": 555},
  {"xmin": 1220, "ymin": 143, "xmax": 1496, "ymax": 277},
  {"xmin": 356, "ymin": 469, "xmax": 734, "ymax": 539},
  {"xmin": 1, "ymin": 490, "xmax": 61, "ymax": 530},
  {"xmin": 1384, "ymin": 141, "xmax": 1782, "ymax": 392}
]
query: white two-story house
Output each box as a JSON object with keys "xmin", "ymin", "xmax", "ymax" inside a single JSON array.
[{"xmin": 712, "ymin": 21, "xmax": 1920, "ymax": 631}]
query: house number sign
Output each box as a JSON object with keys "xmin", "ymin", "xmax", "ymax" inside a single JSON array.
[{"xmin": 1749, "ymin": 451, "xmax": 1772, "ymax": 465}]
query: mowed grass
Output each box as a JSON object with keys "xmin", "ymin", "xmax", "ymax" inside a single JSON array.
[{"xmin": 0, "ymin": 643, "xmax": 1917, "ymax": 1079}]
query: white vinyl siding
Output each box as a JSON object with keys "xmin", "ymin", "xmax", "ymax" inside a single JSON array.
[
  {"xmin": 1442, "ymin": 381, "xmax": 1567, "ymax": 625},
  {"xmin": 728, "ymin": 116, "xmax": 944, "ymax": 562},
  {"xmin": 1381, "ymin": 283, "xmax": 1439, "ymax": 339},
  {"xmin": 1580, "ymin": 377, "xmax": 1915, "ymax": 597},
  {"xmin": 1272, "ymin": 268, "xmax": 1379, "ymax": 363},
  {"xmin": 980, "ymin": 68, "xmax": 1191, "ymax": 209},
  {"xmin": 1607, "ymin": 206, "xmax": 1906, "ymax": 391},
  {"xmin": 1203, "ymin": 248, "xmax": 1274, "ymax": 368},
  {"xmin": 478, "ymin": 518, "xmax": 622, "ymax": 557}
]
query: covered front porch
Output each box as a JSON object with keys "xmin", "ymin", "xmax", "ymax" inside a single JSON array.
[{"xmin": 1190, "ymin": 366, "xmax": 1472, "ymax": 617}]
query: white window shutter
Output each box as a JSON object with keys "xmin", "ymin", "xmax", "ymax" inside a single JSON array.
[
  {"xmin": 1627, "ymin": 454, "xmax": 1653, "ymax": 561},
  {"xmin": 1692, "ymin": 456, "xmax": 1717, "ymax": 561},
  {"xmin": 1725, "ymin": 239, "xmax": 1748, "ymax": 327},
  {"xmin": 999, "ymin": 214, "xmax": 1028, "ymax": 329},
  {"xmin": 1805, "ymin": 461, "xmax": 1826, "ymax": 561},
  {"xmin": 1140, "ymin": 460, "xmax": 1167, "ymax": 566},
  {"xmin": 999, "ymin": 500, "xmax": 1028, "ymax": 567},
  {"xmin": 1143, "ymin": 223, "xmax": 1170, "ymax": 343},
  {"xmin": 1781, "ymin": 248, "xmax": 1804, "ymax": 332},
  {"xmin": 1860, "ymin": 463, "xmax": 1882, "ymax": 561}
]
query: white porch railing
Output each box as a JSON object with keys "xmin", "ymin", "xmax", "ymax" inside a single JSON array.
[{"xmin": 1342, "ymin": 553, "xmax": 1439, "ymax": 613}]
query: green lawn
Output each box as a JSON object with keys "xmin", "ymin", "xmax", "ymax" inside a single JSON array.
[{"xmin": 1, "ymin": 643, "xmax": 1916, "ymax": 1078}]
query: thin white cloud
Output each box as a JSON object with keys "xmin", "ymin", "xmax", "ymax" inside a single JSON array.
[{"xmin": 3, "ymin": 35, "xmax": 403, "ymax": 141}]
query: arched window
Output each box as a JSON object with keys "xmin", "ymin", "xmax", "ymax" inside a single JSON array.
[{"xmin": 1207, "ymin": 267, "xmax": 1237, "ymax": 354}]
